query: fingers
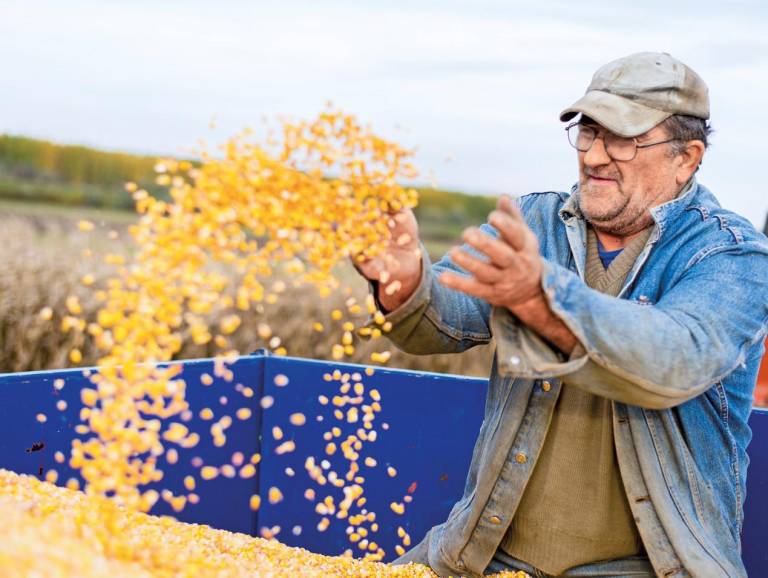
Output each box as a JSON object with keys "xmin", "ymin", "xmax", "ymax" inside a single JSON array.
[
  {"xmin": 496, "ymin": 194, "xmax": 521, "ymax": 219},
  {"xmin": 462, "ymin": 227, "xmax": 515, "ymax": 268},
  {"xmin": 388, "ymin": 211, "xmax": 420, "ymax": 251},
  {"xmin": 438, "ymin": 271, "xmax": 493, "ymax": 301},
  {"xmin": 352, "ymin": 254, "xmax": 383, "ymax": 281},
  {"xmin": 449, "ymin": 246, "xmax": 503, "ymax": 283},
  {"xmin": 488, "ymin": 210, "xmax": 526, "ymax": 251},
  {"xmin": 489, "ymin": 195, "xmax": 526, "ymax": 250}
]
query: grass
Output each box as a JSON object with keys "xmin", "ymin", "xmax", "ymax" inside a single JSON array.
[
  {"xmin": 0, "ymin": 197, "xmax": 138, "ymax": 224},
  {"xmin": 0, "ymin": 207, "xmax": 493, "ymax": 377}
]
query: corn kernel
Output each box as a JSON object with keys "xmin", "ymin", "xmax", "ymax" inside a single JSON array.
[
  {"xmin": 275, "ymin": 441, "xmax": 296, "ymax": 455},
  {"xmin": 289, "ymin": 413, "xmax": 306, "ymax": 426},
  {"xmin": 273, "ymin": 374, "xmax": 289, "ymax": 387},
  {"xmin": 260, "ymin": 396, "xmax": 274, "ymax": 409},
  {"xmin": 166, "ymin": 449, "xmax": 179, "ymax": 465},
  {"xmin": 200, "ymin": 466, "xmax": 219, "ymax": 481},
  {"xmin": 268, "ymin": 486, "xmax": 283, "ymax": 504}
]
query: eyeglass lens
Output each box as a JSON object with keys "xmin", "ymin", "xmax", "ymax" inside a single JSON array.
[{"xmin": 569, "ymin": 125, "xmax": 636, "ymax": 161}]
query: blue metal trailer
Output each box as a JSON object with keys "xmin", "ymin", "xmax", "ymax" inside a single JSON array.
[{"xmin": 1, "ymin": 353, "xmax": 766, "ymax": 574}]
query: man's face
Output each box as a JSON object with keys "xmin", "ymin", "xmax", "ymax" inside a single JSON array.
[{"xmin": 577, "ymin": 118, "xmax": 682, "ymax": 236}]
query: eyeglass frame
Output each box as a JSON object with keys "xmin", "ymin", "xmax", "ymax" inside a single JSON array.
[{"xmin": 565, "ymin": 121, "xmax": 679, "ymax": 161}]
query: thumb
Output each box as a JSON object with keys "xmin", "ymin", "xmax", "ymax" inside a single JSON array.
[{"xmin": 351, "ymin": 253, "xmax": 383, "ymax": 281}]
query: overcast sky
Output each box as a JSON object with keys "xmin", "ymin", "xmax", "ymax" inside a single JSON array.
[{"xmin": 1, "ymin": 0, "xmax": 766, "ymax": 227}]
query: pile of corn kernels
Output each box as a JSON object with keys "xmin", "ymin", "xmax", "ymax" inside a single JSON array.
[{"xmin": 0, "ymin": 469, "xmax": 528, "ymax": 578}]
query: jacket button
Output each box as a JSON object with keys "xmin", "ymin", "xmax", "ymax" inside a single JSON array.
[
  {"xmin": 489, "ymin": 515, "xmax": 502, "ymax": 525},
  {"xmin": 509, "ymin": 356, "xmax": 521, "ymax": 366},
  {"xmin": 515, "ymin": 452, "xmax": 527, "ymax": 464},
  {"xmin": 541, "ymin": 380, "xmax": 552, "ymax": 392}
]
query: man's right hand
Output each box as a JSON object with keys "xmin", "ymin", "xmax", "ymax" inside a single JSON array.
[{"xmin": 353, "ymin": 209, "xmax": 423, "ymax": 312}]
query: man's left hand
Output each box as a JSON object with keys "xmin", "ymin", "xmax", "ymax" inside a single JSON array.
[{"xmin": 438, "ymin": 195, "xmax": 544, "ymax": 312}]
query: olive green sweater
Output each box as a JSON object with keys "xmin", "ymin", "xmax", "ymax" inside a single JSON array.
[{"xmin": 500, "ymin": 226, "xmax": 653, "ymax": 575}]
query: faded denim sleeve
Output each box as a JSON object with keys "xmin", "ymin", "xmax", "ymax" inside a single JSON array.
[
  {"xmin": 373, "ymin": 232, "xmax": 499, "ymax": 355},
  {"xmin": 493, "ymin": 241, "xmax": 768, "ymax": 409}
]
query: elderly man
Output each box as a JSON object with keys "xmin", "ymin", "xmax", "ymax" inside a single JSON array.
[{"xmin": 355, "ymin": 52, "xmax": 768, "ymax": 577}]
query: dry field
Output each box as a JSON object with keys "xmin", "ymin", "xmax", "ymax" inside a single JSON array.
[{"xmin": 0, "ymin": 202, "xmax": 493, "ymax": 378}]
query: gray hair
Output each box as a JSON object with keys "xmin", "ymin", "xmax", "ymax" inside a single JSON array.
[{"xmin": 661, "ymin": 114, "xmax": 713, "ymax": 156}]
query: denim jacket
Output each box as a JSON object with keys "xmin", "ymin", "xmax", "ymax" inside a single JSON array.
[{"xmin": 385, "ymin": 181, "xmax": 768, "ymax": 578}]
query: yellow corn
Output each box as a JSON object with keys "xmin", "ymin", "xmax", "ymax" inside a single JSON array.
[{"xmin": 2, "ymin": 469, "xmax": 526, "ymax": 577}]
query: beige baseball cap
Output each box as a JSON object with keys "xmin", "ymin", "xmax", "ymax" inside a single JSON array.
[{"xmin": 560, "ymin": 52, "xmax": 709, "ymax": 137}]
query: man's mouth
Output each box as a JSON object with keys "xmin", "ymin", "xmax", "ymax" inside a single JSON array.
[{"xmin": 586, "ymin": 174, "xmax": 617, "ymax": 184}]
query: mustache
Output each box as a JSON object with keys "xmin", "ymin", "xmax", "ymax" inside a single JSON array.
[{"xmin": 583, "ymin": 169, "xmax": 620, "ymax": 181}]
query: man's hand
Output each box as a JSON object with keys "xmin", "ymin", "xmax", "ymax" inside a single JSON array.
[
  {"xmin": 438, "ymin": 195, "xmax": 544, "ymax": 311},
  {"xmin": 353, "ymin": 208, "xmax": 423, "ymax": 312},
  {"xmin": 439, "ymin": 195, "xmax": 578, "ymax": 355}
]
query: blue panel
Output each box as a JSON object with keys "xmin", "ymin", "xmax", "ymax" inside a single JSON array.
[
  {"xmin": 0, "ymin": 355, "xmax": 265, "ymax": 534},
  {"xmin": 743, "ymin": 408, "xmax": 768, "ymax": 577},
  {"xmin": 3, "ymin": 354, "xmax": 768, "ymax": 575},
  {"xmin": 0, "ymin": 366, "xmax": 89, "ymax": 485},
  {"xmin": 256, "ymin": 355, "xmax": 486, "ymax": 561}
]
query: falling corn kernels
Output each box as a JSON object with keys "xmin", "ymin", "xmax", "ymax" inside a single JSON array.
[
  {"xmin": 275, "ymin": 440, "xmax": 296, "ymax": 455},
  {"xmin": 260, "ymin": 396, "xmax": 275, "ymax": 409},
  {"xmin": 268, "ymin": 486, "xmax": 283, "ymax": 504},
  {"xmin": 273, "ymin": 374, "xmax": 289, "ymax": 387},
  {"xmin": 289, "ymin": 413, "xmax": 306, "ymax": 426},
  {"xmin": 37, "ymin": 109, "xmax": 429, "ymax": 522},
  {"xmin": 200, "ymin": 466, "xmax": 219, "ymax": 481},
  {"xmin": 370, "ymin": 351, "xmax": 391, "ymax": 364}
]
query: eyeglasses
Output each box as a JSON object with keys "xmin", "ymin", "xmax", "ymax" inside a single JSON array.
[{"xmin": 565, "ymin": 122, "xmax": 678, "ymax": 161}]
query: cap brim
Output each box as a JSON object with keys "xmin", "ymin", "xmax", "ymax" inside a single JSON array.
[{"xmin": 560, "ymin": 90, "xmax": 671, "ymax": 137}]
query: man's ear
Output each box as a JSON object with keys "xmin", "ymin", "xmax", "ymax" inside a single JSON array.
[{"xmin": 676, "ymin": 140, "xmax": 706, "ymax": 183}]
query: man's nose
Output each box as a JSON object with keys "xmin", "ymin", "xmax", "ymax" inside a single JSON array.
[{"xmin": 583, "ymin": 136, "xmax": 611, "ymax": 167}]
